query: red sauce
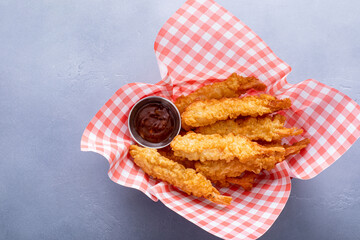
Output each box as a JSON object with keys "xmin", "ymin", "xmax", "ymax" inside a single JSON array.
[{"xmin": 134, "ymin": 103, "xmax": 175, "ymax": 143}]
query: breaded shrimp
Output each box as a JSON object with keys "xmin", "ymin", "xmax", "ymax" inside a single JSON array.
[
  {"xmin": 196, "ymin": 115, "xmax": 303, "ymax": 142},
  {"xmin": 175, "ymin": 73, "xmax": 266, "ymax": 114},
  {"xmin": 194, "ymin": 139, "xmax": 309, "ymax": 182},
  {"xmin": 182, "ymin": 94, "xmax": 291, "ymax": 128},
  {"xmin": 170, "ymin": 132, "xmax": 284, "ymax": 162},
  {"xmin": 194, "ymin": 150, "xmax": 286, "ymax": 181},
  {"xmin": 129, "ymin": 145, "xmax": 232, "ymax": 205}
]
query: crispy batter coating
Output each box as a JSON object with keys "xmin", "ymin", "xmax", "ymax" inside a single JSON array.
[
  {"xmin": 170, "ymin": 132, "xmax": 284, "ymax": 162},
  {"xmin": 175, "ymin": 73, "xmax": 266, "ymax": 114},
  {"xmin": 212, "ymin": 172, "xmax": 258, "ymax": 190},
  {"xmin": 129, "ymin": 145, "xmax": 232, "ymax": 205},
  {"xmin": 212, "ymin": 180, "xmax": 231, "ymax": 188},
  {"xmin": 195, "ymin": 139, "xmax": 309, "ymax": 181},
  {"xmin": 182, "ymin": 94, "xmax": 291, "ymax": 128},
  {"xmin": 196, "ymin": 115, "xmax": 303, "ymax": 142},
  {"xmin": 158, "ymin": 148, "xmax": 196, "ymax": 169},
  {"xmin": 255, "ymin": 140, "xmax": 283, "ymax": 147},
  {"xmin": 226, "ymin": 172, "xmax": 258, "ymax": 191},
  {"xmin": 195, "ymin": 151, "xmax": 285, "ymax": 181},
  {"xmin": 257, "ymin": 138, "xmax": 310, "ymax": 154},
  {"xmin": 284, "ymin": 139, "xmax": 310, "ymax": 156}
]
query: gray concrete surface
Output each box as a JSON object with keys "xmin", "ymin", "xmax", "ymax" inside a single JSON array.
[{"xmin": 1, "ymin": 0, "xmax": 359, "ymax": 239}]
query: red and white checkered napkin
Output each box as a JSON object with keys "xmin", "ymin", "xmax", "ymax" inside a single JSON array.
[{"xmin": 81, "ymin": 0, "xmax": 360, "ymax": 239}]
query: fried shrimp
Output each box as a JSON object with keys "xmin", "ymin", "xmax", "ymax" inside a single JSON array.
[
  {"xmin": 170, "ymin": 132, "xmax": 284, "ymax": 162},
  {"xmin": 196, "ymin": 115, "xmax": 303, "ymax": 142},
  {"xmin": 194, "ymin": 139, "xmax": 309, "ymax": 181},
  {"xmin": 194, "ymin": 151, "xmax": 286, "ymax": 181},
  {"xmin": 129, "ymin": 145, "xmax": 232, "ymax": 205},
  {"xmin": 175, "ymin": 73, "xmax": 266, "ymax": 114},
  {"xmin": 182, "ymin": 94, "xmax": 291, "ymax": 128}
]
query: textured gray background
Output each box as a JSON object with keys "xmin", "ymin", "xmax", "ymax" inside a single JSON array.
[{"xmin": 1, "ymin": 0, "xmax": 360, "ymax": 239}]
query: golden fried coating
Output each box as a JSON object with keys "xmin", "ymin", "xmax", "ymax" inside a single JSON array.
[
  {"xmin": 212, "ymin": 180, "xmax": 231, "ymax": 188},
  {"xmin": 158, "ymin": 148, "xmax": 196, "ymax": 169},
  {"xmin": 195, "ymin": 151, "xmax": 285, "ymax": 181},
  {"xmin": 182, "ymin": 94, "xmax": 291, "ymax": 128},
  {"xmin": 226, "ymin": 172, "xmax": 258, "ymax": 191},
  {"xmin": 129, "ymin": 145, "xmax": 232, "ymax": 205},
  {"xmin": 195, "ymin": 139, "xmax": 309, "ymax": 181},
  {"xmin": 284, "ymin": 139, "xmax": 310, "ymax": 156},
  {"xmin": 255, "ymin": 140, "xmax": 283, "ymax": 147},
  {"xmin": 175, "ymin": 73, "xmax": 266, "ymax": 114},
  {"xmin": 256, "ymin": 138, "xmax": 310, "ymax": 154},
  {"xmin": 212, "ymin": 173, "xmax": 258, "ymax": 190},
  {"xmin": 196, "ymin": 115, "xmax": 303, "ymax": 142},
  {"xmin": 170, "ymin": 132, "xmax": 284, "ymax": 162}
]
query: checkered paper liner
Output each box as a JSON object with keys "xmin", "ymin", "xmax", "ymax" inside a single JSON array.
[{"xmin": 81, "ymin": 0, "xmax": 360, "ymax": 239}]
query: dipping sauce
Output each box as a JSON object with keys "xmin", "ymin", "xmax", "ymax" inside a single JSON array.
[{"xmin": 134, "ymin": 103, "xmax": 175, "ymax": 143}]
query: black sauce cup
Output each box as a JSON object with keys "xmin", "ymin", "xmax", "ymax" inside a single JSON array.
[{"xmin": 128, "ymin": 96, "xmax": 181, "ymax": 149}]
